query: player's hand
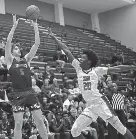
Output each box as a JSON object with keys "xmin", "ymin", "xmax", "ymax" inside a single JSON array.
[
  {"xmin": 48, "ymin": 28, "xmax": 55, "ymax": 39},
  {"xmin": 31, "ymin": 19, "xmax": 38, "ymax": 27},
  {"xmin": 12, "ymin": 14, "xmax": 19, "ymax": 27}
]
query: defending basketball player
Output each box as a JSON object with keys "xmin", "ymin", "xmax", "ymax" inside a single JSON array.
[
  {"xmin": 5, "ymin": 14, "xmax": 48, "ymax": 139},
  {"xmin": 48, "ymin": 28, "xmax": 135, "ymax": 139}
]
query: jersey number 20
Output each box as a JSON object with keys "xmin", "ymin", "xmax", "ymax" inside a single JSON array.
[{"xmin": 83, "ymin": 82, "xmax": 91, "ymax": 90}]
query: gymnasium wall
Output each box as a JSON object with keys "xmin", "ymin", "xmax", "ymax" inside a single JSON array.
[
  {"xmin": 5, "ymin": 0, "xmax": 92, "ymax": 29},
  {"xmin": 99, "ymin": 3, "xmax": 136, "ymax": 51},
  {"xmin": 64, "ymin": 8, "xmax": 92, "ymax": 29},
  {"xmin": 5, "ymin": 0, "xmax": 55, "ymax": 22}
]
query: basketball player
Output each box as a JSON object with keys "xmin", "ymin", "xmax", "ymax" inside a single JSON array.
[
  {"xmin": 48, "ymin": 28, "xmax": 135, "ymax": 139},
  {"xmin": 5, "ymin": 14, "xmax": 48, "ymax": 139}
]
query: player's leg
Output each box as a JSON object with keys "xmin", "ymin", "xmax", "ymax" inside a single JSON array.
[
  {"xmin": 29, "ymin": 94, "xmax": 48, "ymax": 139},
  {"xmin": 12, "ymin": 106, "xmax": 24, "ymax": 139},
  {"xmin": 108, "ymin": 115, "xmax": 135, "ymax": 139},
  {"xmin": 31, "ymin": 109, "xmax": 48, "ymax": 139},
  {"xmin": 98, "ymin": 96, "xmax": 135, "ymax": 139},
  {"xmin": 71, "ymin": 107, "xmax": 96, "ymax": 139}
]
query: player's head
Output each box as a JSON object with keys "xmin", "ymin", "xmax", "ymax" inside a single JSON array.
[
  {"xmin": 12, "ymin": 44, "xmax": 21, "ymax": 57},
  {"xmin": 80, "ymin": 49, "xmax": 98, "ymax": 70}
]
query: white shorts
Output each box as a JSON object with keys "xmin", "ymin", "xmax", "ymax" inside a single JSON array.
[{"xmin": 81, "ymin": 96, "xmax": 115, "ymax": 121}]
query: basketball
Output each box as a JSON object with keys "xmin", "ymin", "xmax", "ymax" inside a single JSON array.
[{"xmin": 26, "ymin": 5, "xmax": 40, "ymax": 20}]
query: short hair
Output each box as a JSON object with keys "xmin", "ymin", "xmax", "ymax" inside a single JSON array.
[{"xmin": 83, "ymin": 49, "xmax": 98, "ymax": 68}]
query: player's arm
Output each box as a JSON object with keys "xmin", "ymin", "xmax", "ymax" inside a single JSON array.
[
  {"xmin": 5, "ymin": 14, "xmax": 19, "ymax": 65},
  {"xmin": 108, "ymin": 65, "xmax": 136, "ymax": 74},
  {"xmin": 25, "ymin": 20, "xmax": 40, "ymax": 64},
  {"xmin": 48, "ymin": 28, "xmax": 75, "ymax": 63}
]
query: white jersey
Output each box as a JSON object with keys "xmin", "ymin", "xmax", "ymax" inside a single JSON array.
[{"xmin": 72, "ymin": 59, "xmax": 108, "ymax": 104}]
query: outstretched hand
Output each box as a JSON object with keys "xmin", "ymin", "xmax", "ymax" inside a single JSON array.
[
  {"xmin": 48, "ymin": 27, "xmax": 55, "ymax": 39},
  {"xmin": 12, "ymin": 14, "xmax": 20, "ymax": 27},
  {"xmin": 31, "ymin": 19, "xmax": 38, "ymax": 27}
]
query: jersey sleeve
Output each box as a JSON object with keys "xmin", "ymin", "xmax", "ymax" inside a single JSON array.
[
  {"xmin": 72, "ymin": 59, "xmax": 82, "ymax": 73},
  {"xmin": 95, "ymin": 67, "xmax": 108, "ymax": 78}
]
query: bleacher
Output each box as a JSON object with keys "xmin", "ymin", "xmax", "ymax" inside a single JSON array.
[{"xmin": 0, "ymin": 13, "xmax": 136, "ymax": 90}]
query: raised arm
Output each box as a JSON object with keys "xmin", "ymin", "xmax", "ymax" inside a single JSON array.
[
  {"xmin": 108, "ymin": 65, "xmax": 136, "ymax": 74},
  {"xmin": 25, "ymin": 20, "xmax": 40, "ymax": 65},
  {"xmin": 48, "ymin": 28, "xmax": 75, "ymax": 63},
  {"xmin": 5, "ymin": 14, "xmax": 19, "ymax": 65}
]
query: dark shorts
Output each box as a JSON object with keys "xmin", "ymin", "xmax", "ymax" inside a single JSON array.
[{"xmin": 10, "ymin": 88, "xmax": 41, "ymax": 113}]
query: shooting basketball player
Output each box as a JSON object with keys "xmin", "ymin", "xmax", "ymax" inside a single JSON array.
[
  {"xmin": 5, "ymin": 14, "xmax": 48, "ymax": 139},
  {"xmin": 48, "ymin": 28, "xmax": 135, "ymax": 139}
]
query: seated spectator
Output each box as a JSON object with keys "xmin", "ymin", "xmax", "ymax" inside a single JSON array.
[
  {"xmin": 31, "ymin": 66, "xmax": 43, "ymax": 88},
  {"xmin": 47, "ymin": 104, "xmax": 57, "ymax": 130},
  {"xmin": 77, "ymin": 106, "xmax": 84, "ymax": 117},
  {"xmin": 30, "ymin": 114, "xmax": 55, "ymax": 139},
  {"xmin": 50, "ymin": 78, "xmax": 62, "ymax": 96},
  {"xmin": 57, "ymin": 106, "xmax": 63, "ymax": 114},
  {"xmin": 43, "ymin": 64, "xmax": 56, "ymax": 86},
  {"xmin": 68, "ymin": 83, "xmax": 75, "ymax": 95},
  {"xmin": 63, "ymin": 94, "xmax": 74, "ymax": 111},
  {"xmin": 61, "ymin": 90, "xmax": 68, "ymax": 103},
  {"xmin": 62, "ymin": 111, "xmax": 71, "ymax": 132},
  {"xmin": 0, "ymin": 111, "xmax": 12, "ymax": 139},
  {"xmin": 32, "ymin": 77, "xmax": 41, "ymax": 94},
  {"xmin": 41, "ymin": 96, "xmax": 50, "ymax": 114},
  {"xmin": 22, "ymin": 112, "xmax": 32, "ymax": 139},
  {"xmin": 41, "ymin": 78, "xmax": 52, "ymax": 96},
  {"xmin": 51, "ymin": 112, "xmax": 70, "ymax": 139},
  {"xmin": 42, "ymin": 114, "xmax": 55, "ymax": 139},
  {"xmin": 50, "ymin": 79, "xmax": 63, "ymax": 105},
  {"xmin": 53, "ymin": 48, "xmax": 67, "ymax": 73},
  {"xmin": 68, "ymin": 106, "xmax": 78, "ymax": 128},
  {"xmin": 0, "ymin": 51, "xmax": 8, "ymax": 81},
  {"xmin": 0, "ymin": 39, "xmax": 5, "ymax": 50},
  {"xmin": 50, "ymin": 94, "xmax": 62, "ymax": 106},
  {"xmin": 73, "ymin": 82, "xmax": 81, "ymax": 97},
  {"xmin": 62, "ymin": 76, "xmax": 69, "ymax": 89},
  {"xmin": 126, "ymin": 81, "xmax": 136, "ymax": 97}
]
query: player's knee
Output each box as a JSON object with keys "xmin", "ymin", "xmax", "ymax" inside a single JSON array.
[
  {"xmin": 108, "ymin": 116, "xmax": 126, "ymax": 135},
  {"xmin": 71, "ymin": 124, "xmax": 81, "ymax": 137}
]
